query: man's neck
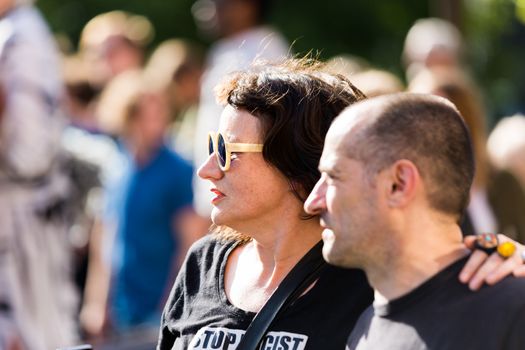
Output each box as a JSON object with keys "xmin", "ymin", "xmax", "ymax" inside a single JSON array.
[{"xmin": 366, "ymin": 227, "xmax": 469, "ymax": 301}]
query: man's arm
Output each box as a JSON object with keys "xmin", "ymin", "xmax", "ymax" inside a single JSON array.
[{"xmin": 79, "ymin": 218, "xmax": 111, "ymax": 340}]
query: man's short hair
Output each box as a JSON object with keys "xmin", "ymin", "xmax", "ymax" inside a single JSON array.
[
  {"xmin": 216, "ymin": 58, "xmax": 366, "ymax": 208},
  {"xmin": 347, "ymin": 93, "xmax": 474, "ymax": 220}
]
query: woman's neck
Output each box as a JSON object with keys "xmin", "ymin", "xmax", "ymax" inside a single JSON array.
[
  {"xmin": 249, "ymin": 219, "xmax": 322, "ymax": 271},
  {"xmin": 224, "ymin": 217, "xmax": 322, "ymax": 312}
]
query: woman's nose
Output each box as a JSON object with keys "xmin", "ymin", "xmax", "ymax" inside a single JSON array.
[{"xmin": 197, "ymin": 153, "xmax": 224, "ymax": 181}]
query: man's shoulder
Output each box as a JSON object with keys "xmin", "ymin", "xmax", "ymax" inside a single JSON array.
[
  {"xmin": 478, "ymin": 275, "xmax": 525, "ymax": 306},
  {"xmin": 440, "ymin": 272, "xmax": 525, "ymax": 335},
  {"xmin": 435, "ymin": 258, "xmax": 525, "ymax": 311}
]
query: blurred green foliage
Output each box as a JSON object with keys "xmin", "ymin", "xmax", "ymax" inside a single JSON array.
[
  {"xmin": 37, "ymin": 0, "xmax": 199, "ymax": 49},
  {"xmin": 36, "ymin": 0, "xmax": 525, "ymax": 123},
  {"xmin": 463, "ymin": 0, "xmax": 525, "ymax": 124}
]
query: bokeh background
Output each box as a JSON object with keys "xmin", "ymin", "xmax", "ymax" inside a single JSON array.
[{"xmin": 38, "ymin": 0, "xmax": 525, "ymax": 126}]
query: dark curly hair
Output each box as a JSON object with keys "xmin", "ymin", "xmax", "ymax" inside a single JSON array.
[{"xmin": 215, "ymin": 58, "xmax": 367, "ymax": 217}]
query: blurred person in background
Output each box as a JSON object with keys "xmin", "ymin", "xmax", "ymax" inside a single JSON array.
[
  {"xmin": 402, "ymin": 17, "xmax": 464, "ymax": 81},
  {"xmin": 0, "ymin": 0, "xmax": 79, "ymax": 348},
  {"xmin": 60, "ymin": 52, "xmax": 123, "ymax": 190},
  {"xmin": 409, "ymin": 66, "xmax": 525, "ymax": 243},
  {"xmin": 347, "ymin": 69, "xmax": 404, "ymax": 98},
  {"xmin": 78, "ymin": 10, "xmax": 153, "ymax": 89},
  {"xmin": 144, "ymin": 39, "xmax": 205, "ymax": 162},
  {"xmin": 60, "ymin": 53, "xmax": 119, "ymax": 316},
  {"xmin": 80, "ymin": 70, "xmax": 204, "ymax": 343},
  {"xmin": 62, "ymin": 54, "xmax": 102, "ymax": 133},
  {"xmin": 191, "ymin": 0, "xmax": 289, "ymax": 218},
  {"xmin": 324, "ymin": 54, "xmax": 370, "ymax": 79},
  {"xmin": 325, "ymin": 55, "xmax": 404, "ymax": 98},
  {"xmin": 488, "ymin": 114, "xmax": 525, "ymax": 190}
]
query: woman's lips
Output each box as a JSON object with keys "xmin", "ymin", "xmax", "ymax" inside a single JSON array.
[{"xmin": 210, "ymin": 188, "xmax": 226, "ymax": 204}]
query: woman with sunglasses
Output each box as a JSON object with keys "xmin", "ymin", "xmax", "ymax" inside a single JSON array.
[{"xmin": 157, "ymin": 59, "xmax": 525, "ymax": 350}]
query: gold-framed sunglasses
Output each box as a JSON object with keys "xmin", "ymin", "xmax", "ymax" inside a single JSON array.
[{"xmin": 208, "ymin": 132, "xmax": 263, "ymax": 171}]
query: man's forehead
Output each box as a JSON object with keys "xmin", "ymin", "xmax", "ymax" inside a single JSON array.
[
  {"xmin": 320, "ymin": 144, "xmax": 338, "ymax": 166},
  {"xmin": 322, "ymin": 100, "xmax": 384, "ymax": 169},
  {"xmin": 334, "ymin": 102, "xmax": 374, "ymax": 133},
  {"xmin": 320, "ymin": 127, "xmax": 351, "ymax": 170},
  {"xmin": 326, "ymin": 108, "xmax": 367, "ymax": 149}
]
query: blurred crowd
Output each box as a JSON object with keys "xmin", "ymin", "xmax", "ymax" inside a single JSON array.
[{"xmin": 0, "ymin": 0, "xmax": 524, "ymax": 349}]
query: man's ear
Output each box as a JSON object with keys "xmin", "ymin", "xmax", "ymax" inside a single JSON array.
[{"xmin": 384, "ymin": 159, "xmax": 419, "ymax": 208}]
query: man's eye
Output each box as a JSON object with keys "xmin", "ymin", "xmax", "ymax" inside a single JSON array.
[
  {"xmin": 230, "ymin": 153, "xmax": 239, "ymax": 160},
  {"xmin": 325, "ymin": 174, "xmax": 336, "ymax": 184}
]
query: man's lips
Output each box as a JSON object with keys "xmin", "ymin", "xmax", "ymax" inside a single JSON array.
[
  {"xmin": 319, "ymin": 216, "xmax": 330, "ymax": 229},
  {"xmin": 322, "ymin": 228, "xmax": 335, "ymax": 242}
]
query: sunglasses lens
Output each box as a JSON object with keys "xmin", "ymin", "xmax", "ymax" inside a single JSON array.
[
  {"xmin": 217, "ymin": 133, "xmax": 227, "ymax": 168},
  {"xmin": 208, "ymin": 135, "xmax": 214, "ymax": 155}
]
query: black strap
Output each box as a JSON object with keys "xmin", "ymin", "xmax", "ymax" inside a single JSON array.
[{"xmin": 236, "ymin": 240, "xmax": 327, "ymax": 350}]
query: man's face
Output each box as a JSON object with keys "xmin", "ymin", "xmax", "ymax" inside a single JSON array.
[{"xmin": 304, "ymin": 121, "xmax": 385, "ymax": 268}]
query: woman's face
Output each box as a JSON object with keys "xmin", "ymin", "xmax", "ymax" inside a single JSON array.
[{"xmin": 197, "ymin": 105, "xmax": 293, "ymax": 232}]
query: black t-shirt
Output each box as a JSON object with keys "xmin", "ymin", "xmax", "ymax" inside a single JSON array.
[
  {"xmin": 347, "ymin": 256, "xmax": 525, "ymax": 350},
  {"xmin": 157, "ymin": 234, "xmax": 373, "ymax": 350}
]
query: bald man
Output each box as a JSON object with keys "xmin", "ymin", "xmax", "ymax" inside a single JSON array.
[{"xmin": 305, "ymin": 93, "xmax": 525, "ymax": 350}]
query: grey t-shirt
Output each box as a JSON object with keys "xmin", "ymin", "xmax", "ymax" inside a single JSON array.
[{"xmin": 347, "ymin": 256, "xmax": 525, "ymax": 350}]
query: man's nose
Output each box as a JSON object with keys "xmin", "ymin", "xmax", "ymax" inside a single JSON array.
[{"xmin": 304, "ymin": 178, "xmax": 327, "ymax": 215}]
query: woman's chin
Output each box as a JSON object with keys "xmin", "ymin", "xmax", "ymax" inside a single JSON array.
[{"xmin": 210, "ymin": 208, "xmax": 227, "ymax": 226}]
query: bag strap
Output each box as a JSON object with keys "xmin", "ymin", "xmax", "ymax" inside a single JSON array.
[{"xmin": 236, "ymin": 240, "xmax": 327, "ymax": 350}]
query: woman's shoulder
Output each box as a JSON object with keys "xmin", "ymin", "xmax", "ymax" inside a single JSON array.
[
  {"xmin": 189, "ymin": 233, "xmax": 237, "ymax": 251},
  {"xmin": 185, "ymin": 233, "xmax": 239, "ymax": 267}
]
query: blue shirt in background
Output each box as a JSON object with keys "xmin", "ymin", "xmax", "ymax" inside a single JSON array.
[{"xmin": 106, "ymin": 143, "xmax": 193, "ymax": 330}]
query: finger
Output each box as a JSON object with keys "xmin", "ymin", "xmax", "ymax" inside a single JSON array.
[
  {"xmin": 485, "ymin": 252, "xmax": 522, "ymax": 285},
  {"xmin": 459, "ymin": 249, "xmax": 488, "ymax": 284},
  {"xmin": 513, "ymin": 265, "xmax": 525, "ymax": 277},
  {"xmin": 463, "ymin": 235, "xmax": 477, "ymax": 250},
  {"xmin": 467, "ymin": 253, "xmax": 504, "ymax": 291},
  {"xmin": 496, "ymin": 233, "xmax": 514, "ymax": 244}
]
